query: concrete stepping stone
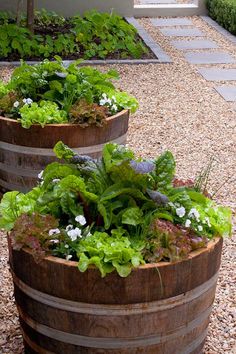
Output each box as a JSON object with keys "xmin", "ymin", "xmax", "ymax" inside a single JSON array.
[
  {"xmin": 198, "ymin": 68, "xmax": 236, "ymax": 81},
  {"xmin": 159, "ymin": 28, "xmax": 204, "ymax": 37},
  {"xmin": 142, "ymin": 0, "xmax": 177, "ymax": 3},
  {"xmin": 184, "ymin": 52, "xmax": 236, "ymax": 64},
  {"xmin": 171, "ymin": 39, "xmax": 218, "ymax": 50},
  {"xmin": 215, "ymin": 86, "xmax": 236, "ymax": 101},
  {"xmin": 152, "ymin": 18, "xmax": 192, "ymax": 27}
]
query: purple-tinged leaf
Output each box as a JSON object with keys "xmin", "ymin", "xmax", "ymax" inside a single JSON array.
[{"xmin": 130, "ymin": 160, "xmax": 155, "ymax": 174}]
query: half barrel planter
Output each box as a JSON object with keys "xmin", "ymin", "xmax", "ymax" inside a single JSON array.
[
  {"xmin": 0, "ymin": 110, "xmax": 129, "ymax": 193},
  {"xmin": 8, "ymin": 237, "xmax": 223, "ymax": 354}
]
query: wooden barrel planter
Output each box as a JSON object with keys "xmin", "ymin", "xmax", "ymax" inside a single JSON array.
[
  {"xmin": 0, "ymin": 110, "xmax": 129, "ymax": 193},
  {"xmin": 8, "ymin": 237, "xmax": 223, "ymax": 354}
]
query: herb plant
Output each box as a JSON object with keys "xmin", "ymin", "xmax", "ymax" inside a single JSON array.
[
  {"xmin": 0, "ymin": 142, "xmax": 232, "ymax": 277},
  {"xmin": 0, "ymin": 57, "xmax": 138, "ymax": 128}
]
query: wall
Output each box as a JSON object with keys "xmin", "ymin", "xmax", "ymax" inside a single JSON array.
[{"xmin": 0, "ymin": 0, "xmax": 134, "ymax": 17}]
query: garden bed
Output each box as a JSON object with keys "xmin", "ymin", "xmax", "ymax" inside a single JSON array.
[{"xmin": 0, "ymin": 10, "xmax": 157, "ymax": 62}]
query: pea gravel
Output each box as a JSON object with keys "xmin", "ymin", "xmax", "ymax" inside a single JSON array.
[{"xmin": 0, "ymin": 16, "xmax": 235, "ymax": 354}]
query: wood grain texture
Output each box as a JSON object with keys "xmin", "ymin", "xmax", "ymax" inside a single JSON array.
[
  {"xmin": 0, "ymin": 110, "xmax": 129, "ymax": 193},
  {"xmin": 9, "ymin": 237, "xmax": 223, "ymax": 353}
]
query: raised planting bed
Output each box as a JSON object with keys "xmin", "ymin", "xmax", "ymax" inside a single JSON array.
[
  {"xmin": 0, "ymin": 142, "xmax": 232, "ymax": 353},
  {"xmin": 0, "ymin": 9, "xmax": 156, "ymax": 62},
  {"xmin": 9, "ymin": 237, "xmax": 222, "ymax": 354},
  {"xmin": 0, "ymin": 110, "xmax": 129, "ymax": 193},
  {"xmin": 0, "ymin": 58, "xmax": 137, "ymax": 192}
]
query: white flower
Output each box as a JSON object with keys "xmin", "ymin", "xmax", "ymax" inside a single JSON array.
[
  {"xmin": 67, "ymin": 227, "xmax": 82, "ymax": 241},
  {"xmin": 13, "ymin": 101, "xmax": 19, "ymax": 108},
  {"xmin": 65, "ymin": 244, "xmax": 69, "ymax": 248},
  {"xmin": 38, "ymin": 170, "xmax": 44, "ymax": 180},
  {"xmin": 203, "ymin": 217, "xmax": 211, "ymax": 227},
  {"xmin": 176, "ymin": 206, "xmax": 186, "ymax": 218},
  {"xmin": 99, "ymin": 99, "xmax": 107, "ymax": 106},
  {"xmin": 198, "ymin": 225, "xmax": 203, "ymax": 232},
  {"xmin": 75, "ymin": 215, "xmax": 86, "ymax": 225},
  {"xmin": 66, "ymin": 255, "xmax": 72, "ymax": 261},
  {"xmin": 185, "ymin": 219, "xmax": 191, "ymax": 228},
  {"xmin": 23, "ymin": 98, "xmax": 33, "ymax": 105},
  {"xmin": 188, "ymin": 208, "xmax": 200, "ymax": 221},
  {"xmin": 102, "ymin": 93, "xmax": 107, "ymax": 99},
  {"xmin": 112, "ymin": 104, "xmax": 118, "ymax": 112},
  {"xmin": 112, "ymin": 96, "xmax": 116, "ymax": 102},
  {"xmin": 66, "ymin": 224, "xmax": 73, "ymax": 232},
  {"xmin": 50, "ymin": 239, "xmax": 59, "ymax": 244},
  {"xmin": 52, "ymin": 179, "xmax": 60, "ymax": 183},
  {"xmin": 48, "ymin": 228, "xmax": 60, "ymax": 236}
]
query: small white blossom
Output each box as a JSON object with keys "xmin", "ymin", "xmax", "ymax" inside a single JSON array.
[
  {"xmin": 198, "ymin": 225, "xmax": 203, "ymax": 232},
  {"xmin": 185, "ymin": 219, "xmax": 191, "ymax": 228},
  {"xmin": 66, "ymin": 255, "xmax": 72, "ymax": 261},
  {"xmin": 176, "ymin": 206, "xmax": 186, "ymax": 218},
  {"xmin": 13, "ymin": 101, "xmax": 19, "ymax": 108},
  {"xmin": 66, "ymin": 224, "xmax": 73, "ymax": 232},
  {"xmin": 112, "ymin": 104, "xmax": 118, "ymax": 112},
  {"xmin": 99, "ymin": 99, "xmax": 107, "ymax": 106},
  {"xmin": 50, "ymin": 239, "xmax": 59, "ymax": 244},
  {"xmin": 49, "ymin": 228, "xmax": 60, "ymax": 236},
  {"xmin": 65, "ymin": 244, "xmax": 69, "ymax": 248},
  {"xmin": 52, "ymin": 178, "xmax": 60, "ymax": 183},
  {"xmin": 38, "ymin": 170, "xmax": 44, "ymax": 180},
  {"xmin": 203, "ymin": 217, "xmax": 211, "ymax": 227},
  {"xmin": 112, "ymin": 96, "xmax": 116, "ymax": 102},
  {"xmin": 67, "ymin": 227, "xmax": 82, "ymax": 241},
  {"xmin": 75, "ymin": 215, "xmax": 86, "ymax": 225},
  {"xmin": 188, "ymin": 208, "xmax": 200, "ymax": 221}
]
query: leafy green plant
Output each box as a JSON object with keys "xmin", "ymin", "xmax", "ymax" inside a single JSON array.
[
  {"xmin": 0, "ymin": 57, "xmax": 138, "ymax": 128},
  {"xmin": 72, "ymin": 10, "xmax": 148, "ymax": 59},
  {"xmin": 34, "ymin": 8, "xmax": 66, "ymax": 28},
  {"xmin": 207, "ymin": 0, "xmax": 236, "ymax": 34},
  {"xmin": 0, "ymin": 142, "xmax": 232, "ymax": 277},
  {"xmin": 0, "ymin": 10, "xmax": 148, "ymax": 60},
  {"xmin": 19, "ymin": 100, "xmax": 67, "ymax": 128}
]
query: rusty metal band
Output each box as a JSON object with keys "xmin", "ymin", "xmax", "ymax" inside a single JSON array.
[
  {"xmin": 0, "ymin": 133, "xmax": 127, "ymax": 156},
  {"xmin": 18, "ymin": 304, "xmax": 211, "ymax": 349},
  {"xmin": 12, "ymin": 270, "xmax": 219, "ymax": 316}
]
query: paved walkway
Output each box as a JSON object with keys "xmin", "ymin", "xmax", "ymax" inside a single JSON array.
[{"xmin": 151, "ymin": 17, "xmax": 236, "ymax": 102}]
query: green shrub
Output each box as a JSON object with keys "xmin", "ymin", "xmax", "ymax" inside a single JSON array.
[{"xmin": 207, "ymin": 0, "xmax": 236, "ymax": 34}]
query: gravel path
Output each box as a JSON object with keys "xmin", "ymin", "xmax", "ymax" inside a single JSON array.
[{"xmin": 0, "ymin": 16, "xmax": 235, "ymax": 354}]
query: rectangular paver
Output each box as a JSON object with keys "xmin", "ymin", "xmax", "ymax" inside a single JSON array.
[
  {"xmin": 215, "ymin": 86, "xmax": 236, "ymax": 101},
  {"xmin": 159, "ymin": 28, "xmax": 204, "ymax": 37},
  {"xmin": 184, "ymin": 52, "xmax": 236, "ymax": 64},
  {"xmin": 171, "ymin": 39, "xmax": 218, "ymax": 50},
  {"xmin": 151, "ymin": 18, "xmax": 192, "ymax": 27},
  {"xmin": 198, "ymin": 68, "xmax": 236, "ymax": 81}
]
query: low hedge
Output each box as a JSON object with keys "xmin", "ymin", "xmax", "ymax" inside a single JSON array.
[{"xmin": 206, "ymin": 0, "xmax": 236, "ymax": 34}]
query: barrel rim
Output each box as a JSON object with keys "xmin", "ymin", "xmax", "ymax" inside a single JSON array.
[
  {"xmin": 0, "ymin": 109, "xmax": 129, "ymax": 128},
  {"xmin": 19, "ymin": 237, "xmax": 221, "ymax": 271}
]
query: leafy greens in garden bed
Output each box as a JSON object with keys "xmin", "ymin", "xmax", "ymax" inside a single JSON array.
[
  {"xmin": 0, "ymin": 57, "xmax": 138, "ymax": 128},
  {"xmin": 0, "ymin": 9, "xmax": 151, "ymax": 61},
  {"xmin": 0, "ymin": 142, "xmax": 232, "ymax": 277}
]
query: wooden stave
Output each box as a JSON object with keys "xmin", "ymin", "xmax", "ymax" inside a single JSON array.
[
  {"xmin": 0, "ymin": 110, "xmax": 129, "ymax": 193},
  {"xmin": 10, "ymin": 238, "xmax": 223, "ymax": 303},
  {"xmin": 9, "ymin": 238, "xmax": 222, "ymax": 354}
]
